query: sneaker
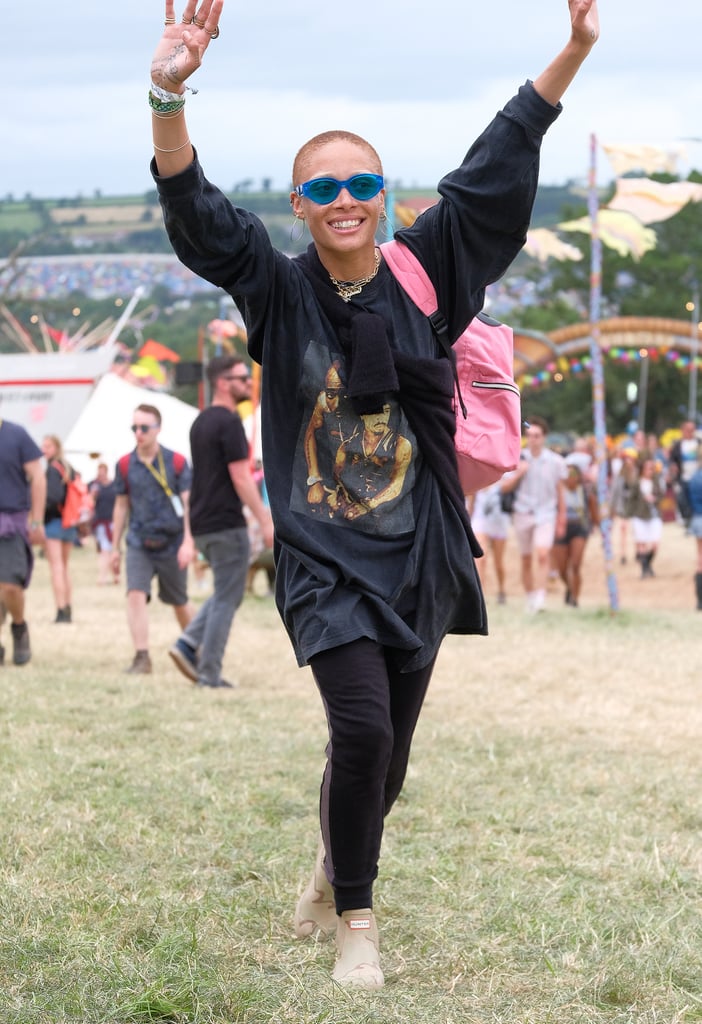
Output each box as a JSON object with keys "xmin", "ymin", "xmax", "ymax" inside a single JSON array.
[
  {"xmin": 168, "ymin": 638, "xmax": 198, "ymax": 683},
  {"xmin": 126, "ymin": 651, "xmax": 152, "ymax": 674},
  {"xmin": 11, "ymin": 622, "xmax": 31, "ymax": 666},
  {"xmin": 332, "ymin": 909, "xmax": 384, "ymax": 989},
  {"xmin": 54, "ymin": 606, "xmax": 72, "ymax": 624},
  {"xmin": 198, "ymin": 677, "xmax": 236, "ymax": 689},
  {"xmin": 0, "ymin": 642, "xmax": 5, "ymax": 666}
]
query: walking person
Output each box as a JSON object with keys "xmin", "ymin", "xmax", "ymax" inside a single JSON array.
[
  {"xmin": 89, "ymin": 462, "xmax": 119, "ymax": 585},
  {"xmin": 626, "ymin": 456, "xmax": 665, "ymax": 578},
  {"xmin": 41, "ymin": 434, "xmax": 78, "ymax": 623},
  {"xmin": 608, "ymin": 443, "xmax": 637, "ymax": 565},
  {"xmin": 110, "ymin": 404, "xmax": 196, "ymax": 675},
  {"xmin": 686, "ymin": 458, "xmax": 702, "ymax": 608},
  {"xmin": 505, "ymin": 416, "xmax": 567, "ymax": 613},
  {"xmin": 468, "ymin": 478, "xmax": 513, "ymax": 605},
  {"xmin": 0, "ymin": 419, "xmax": 46, "ymax": 666},
  {"xmin": 552, "ymin": 454, "xmax": 599, "ymax": 607},
  {"xmin": 668, "ymin": 418, "xmax": 701, "ymax": 527},
  {"xmin": 148, "ymin": 0, "xmax": 599, "ymax": 987},
  {"xmin": 169, "ymin": 355, "xmax": 274, "ymax": 688}
]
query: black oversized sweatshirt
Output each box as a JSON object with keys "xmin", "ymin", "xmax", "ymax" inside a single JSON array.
[{"xmin": 153, "ymin": 82, "xmax": 561, "ymax": 670}]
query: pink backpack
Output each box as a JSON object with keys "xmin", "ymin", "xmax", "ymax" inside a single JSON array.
[{"xmin": 381, "ymin": 239, "xmax": 522, "ymax": 495}]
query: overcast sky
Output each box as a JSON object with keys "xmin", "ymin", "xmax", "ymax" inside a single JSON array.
[{"xmin": 5, "ymin": 1, "xmax": 702, "ymax": 199}]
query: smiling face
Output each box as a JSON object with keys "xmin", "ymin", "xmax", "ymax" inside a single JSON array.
[{"xmin": 290, "ymin": 138, "xmax": 385, "ymax": 275}]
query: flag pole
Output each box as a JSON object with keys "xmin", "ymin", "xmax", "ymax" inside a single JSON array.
[{"xmin": 588, "ymin": 133, "xmax": 619, "ymax": 613}]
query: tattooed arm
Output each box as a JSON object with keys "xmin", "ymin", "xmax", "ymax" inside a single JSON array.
[{"xmin": 150, "ymin": 0, "xmax": 223, "ymax": 177}]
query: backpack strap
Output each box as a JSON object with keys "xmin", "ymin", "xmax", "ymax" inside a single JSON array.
[
  {"xmin": 117, "ymin": 450, "xmax": 186, "ymax": 496},
  {"xmin": 117, "ymin": 452, "xmax": 132, "ymax": 494},
  {"xmin": 380, "ymin": 239, "xmax": 467, "ymax": 417}
]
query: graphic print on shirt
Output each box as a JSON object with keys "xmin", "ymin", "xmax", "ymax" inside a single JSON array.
[{"xmin": 290, "ymin": 341, "xmax": 416, "ymax": 535}]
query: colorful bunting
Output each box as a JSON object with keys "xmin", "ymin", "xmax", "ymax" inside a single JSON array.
[{"xmin": 517, "ymin": 346, "xmax": 702, "ymax": 389}]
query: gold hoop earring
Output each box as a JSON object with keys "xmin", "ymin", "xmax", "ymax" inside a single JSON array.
[
  {"xmin": 290, "ymin": 215, "xmax": 306, "ymax": 243},
  {"xmin": 377, "ymin": 211, "xmax": 392, "ymax": 240}
]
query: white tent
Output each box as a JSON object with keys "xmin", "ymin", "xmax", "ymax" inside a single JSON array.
[
  {"xmin": 63, "ymin": 373, "xmax": 199, "ymax": 480},
  {"xmin": 0, "ymin": 345, "xmax": 117, "ymax": 445}
]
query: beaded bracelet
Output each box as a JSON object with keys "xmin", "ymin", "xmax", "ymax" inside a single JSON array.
[{"xmin": 151, "ymin": 107, "xmax": 186, "ymax": 120}]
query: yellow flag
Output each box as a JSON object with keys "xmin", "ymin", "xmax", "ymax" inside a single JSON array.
[
  {"xmin": 601, "ymin": 143, "xmax": 684, "ymax": 177},
  {"xmin": 557, "ymin": 210, "xmax": 657, "ymax": 261},
  {"xmin": 607, "ymin": 177, "xmax": 702, "ymax": 225},
  {"xmin": 524, "ymin": 228, "xmax": 584, "ymax": 263}
]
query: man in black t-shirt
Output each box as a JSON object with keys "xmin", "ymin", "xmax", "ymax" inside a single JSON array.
[
  {"xmin": 0, "ymin": 419, "xmax": 46, "ymax": 665},
  {"xmin": 169, "ymin": 356, "xmax": 273, "ymax": 688}
]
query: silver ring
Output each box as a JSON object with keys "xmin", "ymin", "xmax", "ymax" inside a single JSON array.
[
  {"xmin": 181, "ymin": 16, "xmax": 192, "ymax": 23},
  {"xmin": 193, "ymin": 16, "xmax": 205, "ymax": 27},
  {"xmin": 210, "ymin": 25, "xmax": 220, "ymax": 38}
]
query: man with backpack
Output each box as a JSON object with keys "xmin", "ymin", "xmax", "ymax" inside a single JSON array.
[{"xmin": 110, "ymin": 403, "xmax": 195, "ymax": 674}]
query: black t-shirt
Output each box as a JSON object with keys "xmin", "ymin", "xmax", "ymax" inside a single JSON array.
[
  {"xmin": 45, "ymin": 461, "xmax": 75, "ymax": 522},
  {"xmin": 0, "ymin": 419, "xmax": 42, "ymax": 514},
  {"xmin": 189, "ymin": 404, "xmax": 250, "ymax": 535},
  {"xmin": 90, "ymin": 479, "xmax": 117, "ymax": 521}
]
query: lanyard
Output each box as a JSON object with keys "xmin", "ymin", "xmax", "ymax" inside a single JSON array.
[{"xmin": 142, "ymin": 448, "xmax": 174, "ymax": 498}]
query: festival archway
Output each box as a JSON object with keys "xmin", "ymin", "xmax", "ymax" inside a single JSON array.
[{"xmin": 514, "ymin": 316, "xmax": 702, "ymax": 387}]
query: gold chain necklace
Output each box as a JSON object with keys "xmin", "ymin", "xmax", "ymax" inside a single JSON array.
[{"xmin": 328, "ymin": 249, "xmax": 381, "ymax": 302}]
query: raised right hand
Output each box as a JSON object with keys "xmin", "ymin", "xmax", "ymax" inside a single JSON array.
[
  {"xmin": 568, "ymin": 0, "xmax": 599, "ymax": 48},
  {"xmin": 151, "ymin": 0, "xmax": 224, "ymax": 92}
]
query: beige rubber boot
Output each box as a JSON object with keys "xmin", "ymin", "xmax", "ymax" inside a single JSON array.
[
  {"xmin": 331, "ymin": 908, "xmax": 384, "ymax": 989},
  {"xmin": 293, "ymin": 842, "xmax": 337, "ymax": 940}
]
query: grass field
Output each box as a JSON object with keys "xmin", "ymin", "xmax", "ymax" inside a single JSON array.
[{"xmin": 1, "ymin": 523, "xmax": 701, "ymax": 1023}]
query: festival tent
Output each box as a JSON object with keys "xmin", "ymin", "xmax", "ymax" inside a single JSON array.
[
  {"xmin": 0, "ymin": 345, "xmax": 117, "ymax": 445},
  {"xmin": 63, "ymin": 372, "xmax": 199, "ymax": 480}
]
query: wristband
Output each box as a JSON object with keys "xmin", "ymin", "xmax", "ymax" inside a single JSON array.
[{"xmin": 150, "ymin": 81, "xmax": 186, "ymax": 103}]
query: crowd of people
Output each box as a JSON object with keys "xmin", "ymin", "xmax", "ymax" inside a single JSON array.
[
  {"xmin": 470, "ymin": 417, "xmax": 702, "ymax": 612},
  {"xmin": 1, "ymin": 253, "xmax": 218, "ymax": 302},
  {"xmin": 0, "ymin": 357, "xmax": 273, "ymax": 677},
  {"xmin": 4, "ymin": 402, "xmax": 698, "ymax": 674}
]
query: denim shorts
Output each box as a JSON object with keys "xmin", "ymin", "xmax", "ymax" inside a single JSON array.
[
  {"xmin": 125, "ymin": 543, "xmax": 188, "ymax": 606},
  {"xmin": 94, "ymin": 522, "xmax": 113, "ymax": 552},
  {"xmin": 690, "ymin": 514, "xmax": 702, "ymax": 539},
  {"xmin": 44, "ymin": 517, "xmax": 78, "ymax": 543}
]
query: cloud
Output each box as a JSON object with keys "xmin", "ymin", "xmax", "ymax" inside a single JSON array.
[{"xmin": 5, "ymin": 0, "xmax": 702, "ymax": 198}]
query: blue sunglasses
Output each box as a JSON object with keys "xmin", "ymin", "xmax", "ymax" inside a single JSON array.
[{"xmin": 294, "ymin": 173, "xmax": 384, "ymax": 205}]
